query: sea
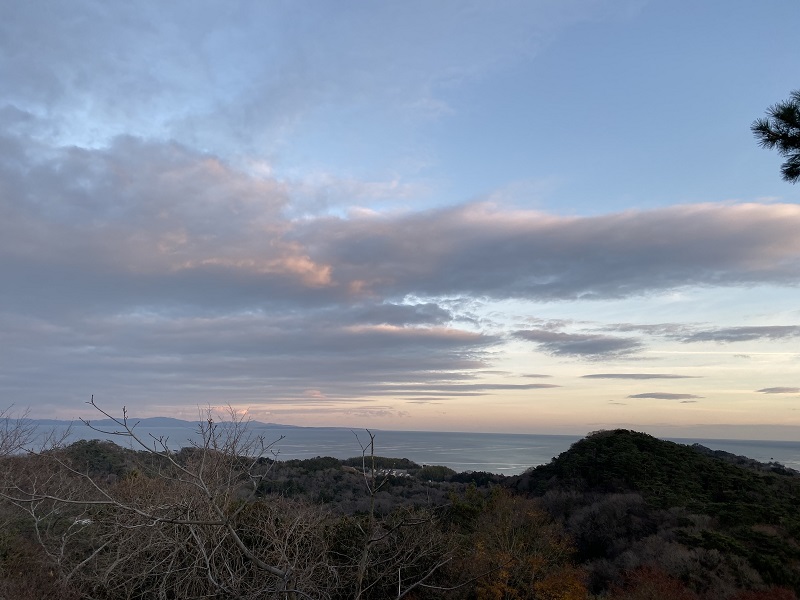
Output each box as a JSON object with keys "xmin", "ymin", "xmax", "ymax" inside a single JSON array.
[{"xmin": 42, "ymin": 421, "xmax": 800, "ymax": 476}]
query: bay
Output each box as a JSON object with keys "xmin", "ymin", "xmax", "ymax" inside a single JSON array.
[{"xmin": 39, "ymin": 421, "xmax": 800, "ymax": 476}]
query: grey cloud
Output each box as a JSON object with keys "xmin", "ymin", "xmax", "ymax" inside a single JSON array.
[
  {"xmin": 607, "ymin": 323, "xmax": 695, "ymax": 337},
  {"xmin": 514, "ymin": 330, "xmax": 642, "ymax": 357},
  {"xmin": 757, "ymin": 387, "xmax": 800, "ymax": 394},
  {"xmin": 522, "ymin": 318, "xmax": 577, "ymax": 331},
  {"xmin": 0, "ymin": 307, "xmax": 498, "ymax": 414},
  {"xmin": 5, "ymin": 133, "xmax": 800, "ymax": 319},
  {"xmin": 350, "ymin": 303, "xmax": 452, "ymax": 326},
  {"xmin": 628, "ymin": 393, "xmax": 703, "ymax": 400},
  {"xmin": 582, "ymin": 373, "xmax": 697, "ymax": 380},
  {"xmin": 0, "ymin": 135, "xmax": 350, "ymax": 317},
  {"xmin": 680, "ymin": 326, "xmax": 800, "ymax": 343},
  {"xmin": 609, "ymin": 323, "xmax": 800, "ymax": 345},
  {"xmin": 293, "ymin": 302, "xmax": 455, "ymax": 330},
  {"xmin": 302, "ymin": 202, "xmax": 800, "ymax": 301},
  {"xmin": 389, "ymin": 383, "xmax": 560, "ymax": 392}
]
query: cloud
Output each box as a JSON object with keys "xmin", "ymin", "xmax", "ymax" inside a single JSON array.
[
  {"xmin": 404, "ymin": 399, "xmax": 444, "ymax": 405},
  {"xmin": 582, "ymin": 373, "xmax": 697, "ymax": 380},
  {"xmin": 680, "ymin": 326, "xmax": 800, "ymax": 343},
  {"xmin": 348, "ymin": 303, "xmax": 452, "ymax": 326},
  {"xmin": 609, "ymin": 323, "xmax": 800, "ymax": 345},
  {"xmin": 0, "ymin": 306, "xmax": 499, "ymax": 413},
  {"xmin": 607, "ymin": 323, "xmax": 695, "ymax": 337},
  {"xmin": 1, "ymin": 1, "xmax": 635, "ymax": 155},
  {"xmin": 627, "ymin": 393, "xmax": 703, "ymax": 400},
  {"xmin": 1, "ymin": 0, "xmax": 796, "ymax": 430},
  {"xmin": 302, "ymin": 202, "xmax": 800, "ymax": 301},
  {"xmin": 408, "ymin": 383, "xmax": 560, "ymax": 392},
  {"xmin": 4, "ymin": 130, "xmax": 800, "ymax": 317},
  {"xmin": 757, "ymin": 387, "xmax": 800, "ymax": 394},
  {"xmin": 2, "ymin": 127, "xmax": 800, "ymax": 417},
  {"xmin": 514, "ymin": 330, "xmax": 643, "ymax": 358}
]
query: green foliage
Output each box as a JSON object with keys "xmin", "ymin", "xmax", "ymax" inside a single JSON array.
[
  {"xmin": 752, "ymin": 89, "xmax": 800, "ymax": 183},
  {"xmin": 450, "ymin": 470, "xmax": 502, "ymax": 486},
  {"xmin": 58, "ymin": 439, "xmax": 131, "ymax": 477},
  {"xmin": 519, "ymin": 429, "xmax": 800, "ymax": 520},
  {"xmin": 514, "ymin": 429, "xmax": 800, "ymax": 595},
  {"xmin": 446, "ymin": 484, "xmax": 487, "ymax": 531},
  {"xmin": 417, "ymin": 464, "xmax": 456, "ymax": 482}
]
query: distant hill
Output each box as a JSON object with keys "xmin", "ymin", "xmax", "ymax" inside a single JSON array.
[{"xmin": 30, "ymin": 416, "xmax": 301, "ymax": 429}]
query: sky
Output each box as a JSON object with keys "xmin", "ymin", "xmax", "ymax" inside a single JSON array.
[{"xmin": 1, "ymin": 0, "xmax": 799, "ymax": 439}]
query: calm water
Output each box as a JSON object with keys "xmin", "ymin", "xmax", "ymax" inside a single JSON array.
[{"xmin": 52, "ymin": 422, "xmax": 800, "ymax": 476}]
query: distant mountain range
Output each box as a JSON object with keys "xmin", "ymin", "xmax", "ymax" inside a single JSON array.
[{"xmin": 29, "ymin": 417, "xmax": 302, "ymax": 429}]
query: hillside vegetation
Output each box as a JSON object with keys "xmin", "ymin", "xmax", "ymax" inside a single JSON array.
[
  {"xmin": 511, "ymin": 429, "xmax": 800, "ymax": 597},
  {"xmin": 1, "ymin": 417, "xmax": 798, "ymax": 599}
]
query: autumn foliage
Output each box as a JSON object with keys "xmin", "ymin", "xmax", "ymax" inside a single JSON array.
[
  {"xmin": 453, "ymin": 490, "xmax": 588, "ymax": 600},
  {"xmin": 2, "ymin": 413, "xmax": 800, "ymax": 599}
]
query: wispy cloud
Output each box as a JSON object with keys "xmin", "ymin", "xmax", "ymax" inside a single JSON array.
[
  {"xmin": 1, "ymin": 1, "xmax": 633, "ymax": 153},
  {"xmin": 628, "ymin": 393, "xmax": 703, "ymax": 400},
  {"xmin": 374, "ymin": 382, "xmax": 560, "ymax": 397},
  {"xmin": 756, "ymin": 387, "xmax": 800, "ymax": 394},
  {"xmin": 0, "ymin": 307, "xmax": 499, "ymax": 411},
  {"xmin": 514, "ymin": 330, "xmax": 642, "ymax": 358},
  {"xmin": 609, "ymin": 323, "xmax": 800, "ymax": 345},
  {"xmin": 681, "ymin": 326, "xmax": 800, "ymax": 343},
  {"xmin": 582, "ymin": 373, "xmax": 698, "ymax": 380}
]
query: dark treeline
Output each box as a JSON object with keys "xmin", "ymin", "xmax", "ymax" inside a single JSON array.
[{"xmin": 1, "ymin": 408, "xmax": 798, "ymax": 599}]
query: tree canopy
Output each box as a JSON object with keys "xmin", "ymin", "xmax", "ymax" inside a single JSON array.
[{"xmin": 752, "ymin": 89, "xmax": 800, "ymax": 183}]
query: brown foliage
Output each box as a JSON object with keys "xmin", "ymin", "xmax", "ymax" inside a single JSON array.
[
  {"xmin": 0, "ymin": 534, "xmax": 81, "ymax": 600},
  {"xmin": 607, "ymin": 566, "xmax": 699, "ymax": 600},
  {"xmin": 452, "ymin": 490, "xmax": 588, "ymax": 600},
  {"xmin": 0, "ymin": 402, "xmax": 458, "ymax": 599}
]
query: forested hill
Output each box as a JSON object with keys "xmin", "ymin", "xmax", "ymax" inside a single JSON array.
[
  {"xmin": 508, "ymin": 429, "xmax": 800, "ymax": 596},
  {"xmin": 5, "ymin": 425, "xmax": 800, "ymax": 598},
  {"xmin": 512, "ymin": 428, "xmax": 800, "ymax": 510}
]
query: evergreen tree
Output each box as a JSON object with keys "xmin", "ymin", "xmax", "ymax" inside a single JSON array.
[{"xmin": 752, "ymin": 90, "xmax": 800, "ymax": 183}]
